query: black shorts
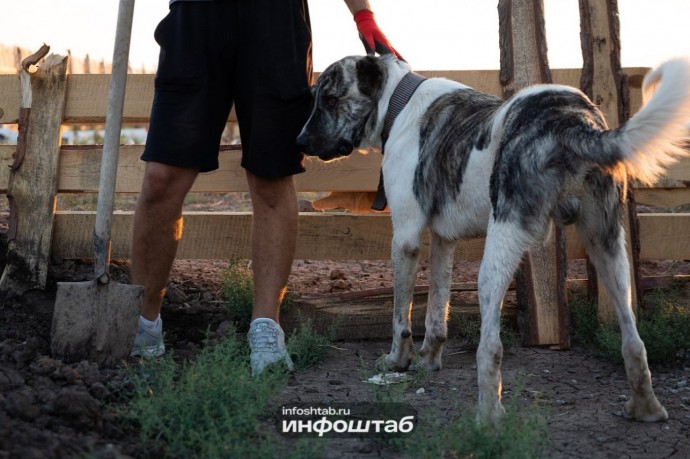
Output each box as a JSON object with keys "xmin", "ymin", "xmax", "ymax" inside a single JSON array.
[{"xmin": 142, "ymin": 0, "xmax": 313, "ymax": 177}]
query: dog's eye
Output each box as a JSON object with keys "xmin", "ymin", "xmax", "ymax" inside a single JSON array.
[{"xmin": 326, "ymin": 96, "xmax": 338, "ymax": 107}]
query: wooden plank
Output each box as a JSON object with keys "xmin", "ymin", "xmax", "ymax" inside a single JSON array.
[
  {"xmin": 52, "ymin": 212, "xmax": 687, "ymax": 261},
  {"xmin": 5, "ymin": 145, "xmax": 690, "ymax": 201},
  {"xmin": 281, "ymin": 290, "xmax": 519, "ymax": 340},
  {"xmin": 2, "ymin": 142, "xmax": 685, "ymax": 197},
  {"xmin": 54, "ymin": 212, "xmax": 393, "ymax": 261},
  {"xmin": 0, "ymin": 73, "xmax": 20, "ymax": 123},
  {"xmin": 56, "ymin": 145, "xmax": 382, "ymax": 193},
  {"xmin": 0, "ymin": 68, "xmax": 649, "ymax": 124},
  {"xmin": 638, "ymin": 213, "xmax": 690, "ymax": 260},
  {"xmin": 51, "ymin": 210, "xmax": 593, "ymax": 262},
  {"xmin": 280, "ymin": 275, "xmax": 690, "ymax": 341},
  {"xmin": 635, "ymin": 188, "xmax": 690, "ymax": 208},
  {"xmin": 0, "ymin": 144, "xmax": 13, "ymax": 193},
  {"xmin": 63, "ymin": 74, "xmax": 156, "ymax": 123},
  {"xmin": 641, "ymin": 157, "xmax": 690, "ymax": 188},
  {"xmin": 0, "ymin": 54, "xmax": 68, "ymax": 296}
]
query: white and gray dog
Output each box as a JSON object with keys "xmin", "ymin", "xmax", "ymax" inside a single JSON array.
[{"xmin": 297, "ymin": 54, "xmax": 690, "ymax": 423}]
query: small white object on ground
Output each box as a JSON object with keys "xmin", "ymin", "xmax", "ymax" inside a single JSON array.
[{"xmin": 365, "ymin": 372, "xmax": 411, "ymax": 385}]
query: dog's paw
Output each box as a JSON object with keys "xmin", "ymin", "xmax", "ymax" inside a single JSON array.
[
  {"xmin": 415, "ymin": 344, "xmax": 443, "ymax": 372},
  {"xmin": 409, "ymin": 359, "xmax": 441, "ymax": 372},
  {"xmin": 623, "ymin": 397, "xmax": 668, "ymax": 422},
  {"xmin": 376, "ymin": 353, "xmax": 411, "ymax": 372}
]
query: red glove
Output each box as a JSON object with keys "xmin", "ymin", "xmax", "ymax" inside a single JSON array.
[{"xmin": 353, "ymin": 10, "xmax": 403, "ymax": 60}]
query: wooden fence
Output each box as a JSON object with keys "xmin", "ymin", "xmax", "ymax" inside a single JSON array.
[
  {"xmin": 1, "ymin": 58, "xmax": 689, "ymax": 340},
  {"xmin": 0, "ymin": 44, "xmax": 151, "ymax": 75}
]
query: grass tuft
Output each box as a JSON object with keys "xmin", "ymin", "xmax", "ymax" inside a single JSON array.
[
  {"xmin": 403, "ymin": 400, "xmax": 549, "ymax": 459},
  {"xmin": 287, "ymin": 316, "xmax": 340, "ymax": 371},
  {"xmin": 122, "ymin": 318, "xmax": 335, "ymax": 457},
  {"xmin": 375, "ymin": 385, "xmax": 549, "ymax": 459},
  {"xmin": 125, "ymin": 333, "xmax": 289, "ymax": 458},
  {"xmin": 222, "ymin": 258, "xmax": 297, "ymax": 332},
  {"xmin": 222, "ymin": 258, "xmax": 255, "ymax": 331},
  {"xmin": 570, "ymin": 284, "xmax": 690, "ymax": 365},
  {"xmin": 452, "ymin": 312, "xmax": 519, "ymax": 350}
]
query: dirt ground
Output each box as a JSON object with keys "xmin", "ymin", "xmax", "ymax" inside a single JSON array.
[{"xmin": 0, "ymin": 255, "xmax": 689, "ymax": 458}]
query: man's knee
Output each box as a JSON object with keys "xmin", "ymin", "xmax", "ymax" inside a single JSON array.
[
  {"xmin": 141, "ymin": 162, "xmax": 198, "ymax": 204},
  {"xmin": 246, "ymin": 173, "xmax": 296, "ymax": 210}
]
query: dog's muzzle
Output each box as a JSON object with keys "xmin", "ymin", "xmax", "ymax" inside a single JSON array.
[{"xmin": 296, "ymin": 133, "xmax": 353, "ymax": 161}]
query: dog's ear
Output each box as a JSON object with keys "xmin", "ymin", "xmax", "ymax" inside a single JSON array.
[{"xmin": 356, "ymin": 56, "xmax": 384, "ymax": 98}]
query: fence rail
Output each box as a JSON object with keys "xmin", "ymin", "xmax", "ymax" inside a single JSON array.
[{"xmin": 1, "ymin": 65, "xmax": 689, "ymax": 284}]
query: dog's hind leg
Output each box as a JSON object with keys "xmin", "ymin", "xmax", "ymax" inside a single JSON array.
[
  {"xmin": 415, "ymin": 231, "xmax": 455, "ymax": 371},
  {"xmin": 377, "ymin": 225, "xmax": 424, "ymax": 372},
  {"xmin": 576, "ymin": 191, "xmax": 668, "ymax": 422},
  {"xmin": 476, "ymin": 218, "xmax": 533, "ymax": 425}
]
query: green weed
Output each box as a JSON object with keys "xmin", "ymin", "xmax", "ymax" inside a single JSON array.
[
  {"xmin": 365, "ymin": 367, "xmax": 549, "ymax": 459},
  {"xmin": 222, "ymin": 258, "xmax": 296, "ymax": 332},
  {"xmin": 401, "ymin": 397, "xmax": 549, "ymax": 459},
  {"xmin": 286, "ymin": 316, "xmax": 339, "ymax": 371},
  {"xmin": 122, "ymin": 317, "xmax": 336, "ymax": 457},
  {"xmin": 570, "ymin": 285, "xmax": 690, "ymax": 365},
  {"xmin": 451, "ymin": 312, "xmax": 519, "ymax": 349},
  {"xmin": 222, "ymin": 259, "xmax": 255, "ymax": 331},
  {"xmin": 125, "ymin": 333, "xmax": 290, "ymax": 458}
]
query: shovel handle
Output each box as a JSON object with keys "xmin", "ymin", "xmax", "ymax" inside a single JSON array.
[{"xmin": 94, "ymin": 0, "xmax": 136, "ymax": 280}]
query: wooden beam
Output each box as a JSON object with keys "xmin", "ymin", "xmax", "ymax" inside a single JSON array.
[
  {"xmin": 0, "ymin": 144, "xmax": 12, "ymax": 193},
  {"xmin": 3, "ymin": 146, "xmax": 688, "ymax": 196},
  {"xmin": 54, "ymin": 145, "xmax": 383, "ymax": 194},
  {"xmin": 0, "ymin": 73, "xmax": 20, "ymax": 123},
  {"xmin": 53, "ymin": 212, "xmax": 396, "ymax": 261},
  {"xmin": 579, "ymin": 0, "xmax": 642, "ymax": 324},
  {"xmin": 50, "ymin": 212, "xmax": 472, "ymax": 261},
  {"xmin": 641, "ymin": 158, "xmax": 690, "ymax": 188},
  {"xmin": 635, "ymin": 188, "xmax": 690, "ymax": 208},
  {"xmin": 50, "ymin": 212, "xmax": 687, "ymax": 262},
  {"xmin": 498, "ymin": 0, "xmax": 569, "ymax": 348},
  {"xmin": 63, "ymin": 74, "xmax": 155, "ymax": 123},
  {"xmin": 1, "ymin": 52, "xmax": 68, "ymax": 296},
  {"xmin": 638, "ymin": 213, "xmax": 690, "ymax": 260},
  {"xmin": 0, "ymin": 68, "xmax": 650, "ymax": 124}
]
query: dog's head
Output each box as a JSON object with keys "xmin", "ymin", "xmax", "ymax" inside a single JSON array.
[{"xmin": 297, "ymin": 55, "xmax": 388, "ymax": 161}]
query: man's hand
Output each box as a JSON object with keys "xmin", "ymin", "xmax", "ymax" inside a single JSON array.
[{"xmin": 353, "ymin": 9, "xmax": 402, "ymax": 59}]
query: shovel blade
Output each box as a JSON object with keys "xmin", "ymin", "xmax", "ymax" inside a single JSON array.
[{"xmin": 51, "ymin": 280, "xmax": 144, "ymax": 366}]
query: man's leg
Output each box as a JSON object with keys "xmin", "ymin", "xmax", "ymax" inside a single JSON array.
[
  {"xmin": 246, "ymin": 171, "xmax": 298, "ymax": 320},
  {"xmin": 246, "ymin": 171, "xmax": 298, "ymax": 374},
  {"xmin": 131, "ymin": 162, "xmax": 198, "ymax": 325}
]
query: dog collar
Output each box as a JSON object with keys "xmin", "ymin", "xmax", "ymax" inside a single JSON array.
[{"xmin": 372, "ymin": 71, "xmax": 427, "ymax": 211}]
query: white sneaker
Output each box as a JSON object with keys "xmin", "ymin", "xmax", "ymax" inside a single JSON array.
[
  {"xmin": 248, "ymin": 318, "xmax": 294, "ymax": 375},
  {"xmin": 131, "ymin": 315, "xmax": 165, "ymax": 357}
]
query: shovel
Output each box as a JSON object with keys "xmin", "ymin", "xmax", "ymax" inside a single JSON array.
[{"xmin": 51, "ymin": 0, "xmax": 143, "ymax": 366}]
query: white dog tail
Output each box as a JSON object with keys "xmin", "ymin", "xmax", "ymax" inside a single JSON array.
[{"xmin": 610, "ymin": 57, "xmax": 690, "ymax": 185}]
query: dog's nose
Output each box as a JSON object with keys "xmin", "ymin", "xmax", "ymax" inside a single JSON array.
[
  {"xmin": 337, "ymin": 141, "xmax": 353, "ymax": 155},
  {"xmin": 295, "ymin": 132, "xmax": 308, "ymax": 152}
]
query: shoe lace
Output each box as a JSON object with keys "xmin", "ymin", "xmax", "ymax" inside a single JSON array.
[{"xmin": 249, "ymin": 323, "xmax": 280, "ymax": 353}]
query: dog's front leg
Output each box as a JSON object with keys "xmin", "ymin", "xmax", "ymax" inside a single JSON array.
[
  {"xmin": 377, "ymin": 232, "xmax": 422, "ymax": 371},
  {"xmin": 414, "ymin": 231, "xmax": 455, "ymax": 371}
]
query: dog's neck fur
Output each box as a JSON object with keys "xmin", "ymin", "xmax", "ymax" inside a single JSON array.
[{"xmin": 361, "ymin": 56, "xmax": 412, "ymax": 150}]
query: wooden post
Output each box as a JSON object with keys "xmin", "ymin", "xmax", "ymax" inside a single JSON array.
[
  {"xmin": 498, "ymin": 0, "xmax": 570, "ymax": 348},
  {"xmin": 14, "ymin": 47, "xmax": 22, "ymax": 70},
  {"xmin": 0, "ymin": 46, "xmax": 68, "ymax": 297},
  {"xmin": 579, "ymin": 0, "xmax": 641, "ymax": 324}
]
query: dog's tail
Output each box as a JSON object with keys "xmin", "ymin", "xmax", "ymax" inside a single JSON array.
[{"xmin": 574, "ymin": 57, "xmax": 690, "ymax": 185}]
